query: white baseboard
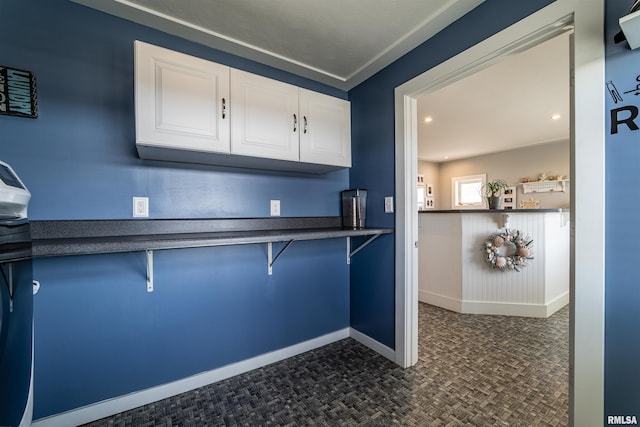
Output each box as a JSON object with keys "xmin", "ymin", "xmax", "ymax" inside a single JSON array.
[
  {"xmin": 419, "ymin": 290, "xmax": 462, "ymax": 312},
  {"xmin": 423, "ymin": 291, "xmax": 570, "ymax": 318},
  {"xmin": 32, "ymin": 328, "xmax": 350, "ymax": 427},
  {"xmin": 462, "ymin": 300, "xmax": 548, "ymax": 317},
  {"xmin": 462, "ymin": 295, "xmax": 569, "ymax": 318},
  {"xmin": 349, "ymin": 327, "xmax": 395, "ymax": 362},
  {"xmin": 545, "ymin": 291, "xmax": 570, "ymax": 317}
]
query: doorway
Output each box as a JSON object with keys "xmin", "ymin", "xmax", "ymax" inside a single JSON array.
[
  {"xmin": 416, "ymin": 30, "xmax": 571, "ymax": 310},
  {"xmin": 393, "ymin": 3, "xmax": 605, "ymax": 425},
  {"xmin": 415, "ymin": 27, "xmax": 571, "ymax": 422}
]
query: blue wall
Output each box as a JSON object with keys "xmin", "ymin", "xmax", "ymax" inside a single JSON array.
[
  {"xmin": 604, "ymin": 1, "xmax": 640, "ymax": 418},
  {"xmin": 347, "ymin": 0, "xmax": 555, "ymax": 348},
  {"xmin": 5, "ymin": 0, "xmax": 636, "ymax": 420},
  {"xmin": 1, "ymin": 0, "xmax": 350, "ymax": 419}
]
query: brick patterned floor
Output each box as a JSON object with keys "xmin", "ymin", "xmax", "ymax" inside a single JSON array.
[{"xmin": 83, "ymin": 304, "xmax": 568, "ymax": 426}]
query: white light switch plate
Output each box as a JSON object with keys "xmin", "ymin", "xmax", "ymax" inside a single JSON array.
[
  {"xmin": 270, "ymin": 199, "xmax": 281, "ymax": 216},
  {"xmin": 384, "ymin": 196, "xmax": 394, "ymax": 213}
]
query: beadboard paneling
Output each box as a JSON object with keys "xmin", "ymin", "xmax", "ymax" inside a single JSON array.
[
  {"xmin": 419, "ymin": 211, "xmax": 569, "ymax": 317},
  {"xmin": 462, "ymin": 213, "xmax": 546, "ymax": 305}
]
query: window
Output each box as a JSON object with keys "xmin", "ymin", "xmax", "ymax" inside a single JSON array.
[{"xmin": 451, "ymin": 174, "xmax": 486, "ymax": 209}]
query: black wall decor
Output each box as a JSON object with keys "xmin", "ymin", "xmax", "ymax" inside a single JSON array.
[{"xmin": 0, "ymin": 65, "xmax": 37, "ymax": 118}]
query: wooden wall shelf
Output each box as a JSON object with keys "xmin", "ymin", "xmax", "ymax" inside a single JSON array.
[{"xmin": 520, "ymin": 180, "xmax": 568, "ymax": 194}]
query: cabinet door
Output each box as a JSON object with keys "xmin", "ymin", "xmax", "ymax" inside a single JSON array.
[
  {"xmin": 230, "ymin": 69, "xmax": 299, "ymax": 161},
  {"xmin": 299, "ymin": 89, "xmax": 351, "ymax": 168},
  {"xmin": 135, "ymin": 41, "xmax": 230, "ymax": 153}
]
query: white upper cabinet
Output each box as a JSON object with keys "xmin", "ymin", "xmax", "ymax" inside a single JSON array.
[
  {"xmin": 135, "ymin": 41, "xmax": 230, "ymax": 154},
  {"xmin": 230, "ymin": 69, "xmax": 299, "ymax": 162},
  {"xmin": 134, "ymin": 41, "xmax": 351, "ymax": 173},
  {"xmin": 299, "ymin": 89, "xmax": 351, "ymax": 168}
]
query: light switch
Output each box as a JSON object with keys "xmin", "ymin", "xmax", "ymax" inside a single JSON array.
[
  {"xmin": 384, "ymin": 196, "xmax": 394, "ymax": 213},
  {"xmin": 270, "ymin": 200, "xmax": 281, "ymax": 216}
]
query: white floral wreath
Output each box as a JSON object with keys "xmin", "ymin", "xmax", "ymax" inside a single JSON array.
[{"xmin": 482, "ymin": 229, "xmax": 533, "ymax": 271}]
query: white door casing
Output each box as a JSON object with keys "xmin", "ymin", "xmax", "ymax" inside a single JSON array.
[{"xmin": 394, "ymin": 2, "xmax": 604, "ymax": 426}]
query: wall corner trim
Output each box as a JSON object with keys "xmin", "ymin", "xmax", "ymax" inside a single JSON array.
[{"xmin": 349, "ymin": 328, "xmax": 396, "ymax": 362}]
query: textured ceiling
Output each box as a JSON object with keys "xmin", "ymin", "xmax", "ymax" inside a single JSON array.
[{"xmin": 70, "ymin": 0, "xmax": 484, "ymax": 90}]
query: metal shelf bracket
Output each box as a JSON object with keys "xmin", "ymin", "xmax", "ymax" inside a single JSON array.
[
  {"xmin": 136, "ymin": 230, "xmax": 389, "ymax": 283},
  {"xmin": 267, "ymin": 240, "xmax": 295, "ymax": 275},
  {"xmin": 146, "ymin": 249, "xmax": 153, "ymax": 292},
  {"xmin": 347, "ymin": 234, "xmax": 381, "ymax": 265}
]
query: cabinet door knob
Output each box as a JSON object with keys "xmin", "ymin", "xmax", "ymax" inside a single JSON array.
[
  {"xmin": 293, "ymin": 113, "xmax": 297, "ymax": 132},
  {"xmin": 303, "ymin": 116, "xmax": 308, "ymax": 134},
  {"xmin": 221, "ymin": 98, "xmax": 226, "ymax": 119}
]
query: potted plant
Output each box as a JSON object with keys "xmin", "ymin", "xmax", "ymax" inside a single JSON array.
[{"xmin": 482, "ymin": 179, "xmax": 509, "ymax": 209}]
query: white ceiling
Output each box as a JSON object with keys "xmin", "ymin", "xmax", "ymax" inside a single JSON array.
[
  {"xmin": 417, "ymin": 31, "xmax": 571, "ymax": 163},
  {"xmin": 70, "ymin": 0, "xmax": 484, "ymax": 90}
]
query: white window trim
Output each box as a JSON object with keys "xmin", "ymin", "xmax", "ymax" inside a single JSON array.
[{"xmin": 451, "ymin": 173, "xmax": 486, "ymax": 209}]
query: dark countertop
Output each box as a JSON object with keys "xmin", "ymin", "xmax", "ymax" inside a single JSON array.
[
  {"xmin": 419, "ymin": 209, "xmax": 569, "ymax": 214},
  {"xmin": 0, "ymin": 219, "xmax": 32, "ymax": 263},
  {"xmin": 30, "ymin": 217, "xmax": 394, "ymax": 258}
]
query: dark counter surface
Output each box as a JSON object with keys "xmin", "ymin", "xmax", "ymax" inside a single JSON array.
[
  {"xmin": 419, "ymin": 209, "xmax": 569, "ymax": 214},
  {"xmin": 0, "ymin": 219, "xmax": 31, "ymax": 263},
  {"xmin": 30, "ymin": 217, "xmax": 393, "ymax": 258}
]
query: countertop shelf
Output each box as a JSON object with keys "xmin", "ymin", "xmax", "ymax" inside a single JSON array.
[
  {"xmin": 419, "ymin": 209, "xmax": 569, "ymax": 214},
  {"xmin": 30, "ymin": 217, "xmax": 393, "ymax": 286},
  {"xmin": 31, "ymin": 217, "xmax": 392, "ymax": 258}
]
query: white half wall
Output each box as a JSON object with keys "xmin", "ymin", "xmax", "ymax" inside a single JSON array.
[{"xmin": 419, "ymin": 211, "xmax": 569, "ymax": 318}]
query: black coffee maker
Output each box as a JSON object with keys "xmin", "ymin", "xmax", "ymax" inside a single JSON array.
[{"xmin": 341, "ymin": 189, "xmax": 367, "ymax": 229}]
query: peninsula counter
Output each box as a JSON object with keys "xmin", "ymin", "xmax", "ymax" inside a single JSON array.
[{"xmin": 418, "ymin": 209, "xmax": 569, "ymax": 318}]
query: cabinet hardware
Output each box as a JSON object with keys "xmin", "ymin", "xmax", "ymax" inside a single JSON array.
[
  {"xmin": 303, "ymin": 116, "xmax": 308, "ymax": 134},
  {"xmin": 221, "ymin": 98, "xmax": 226, "ymax": 119},
  {"xmin": 293, "ymin": 113, "xmax": 297, "ymax": 132}
]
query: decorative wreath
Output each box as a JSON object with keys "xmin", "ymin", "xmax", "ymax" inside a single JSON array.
[{"xmin": 482, "ymin": 229, "xmax": 533, "ymax": 271}]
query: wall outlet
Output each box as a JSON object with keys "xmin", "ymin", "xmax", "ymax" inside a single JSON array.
[
  {"xmin": 384, "ymin": 196, "xmax": 394, "ymax": 213},
  {"xmin": 270, "ymin": 199, "xmax": 281, "ymax": 216},
  {"xmin": 133, "ymin": 197, "xmax": 149, "ymax": 217}
]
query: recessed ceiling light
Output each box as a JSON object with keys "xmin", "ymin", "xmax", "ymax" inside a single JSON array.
[
  {"xmin": 551, "ymin": 114, "xmax": 561, "ymax": 120},
  {"xmin": 443, "ymin": 156, "xmax": 449, "ymax": 160},
  {"xmin": 424, "ymin": 116, "xmax": 433, "ymax": 123}
]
